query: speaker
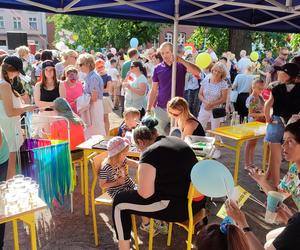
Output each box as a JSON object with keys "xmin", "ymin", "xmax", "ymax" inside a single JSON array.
[{"xmin": 7, "ymin": 32, "xmax": 28, "ymax": 50}]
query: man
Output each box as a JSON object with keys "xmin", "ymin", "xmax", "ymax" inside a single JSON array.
[
  {"xmin": 237, "ymin": 50, "xmax": 252, "ymax": 74},
  {"xmin": 266, "ymin": 47, "xmax": 289, "ymax": 85},
  {"xmin": 207, "ymin": 47, "xmax": 218, "ymax": 62},
  {"xmin": 146, "ymin": 42, "xmax": 200, "ymax": 135}
]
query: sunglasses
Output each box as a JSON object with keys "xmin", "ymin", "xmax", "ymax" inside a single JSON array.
[
  {"xmin": 281, "ymin": 53, "xmax": 289, "ymax": 56},
  {"xmin": 169, "ymin": 110, "xmax": 182, "ymax": 117},
  {"xmin": 78, "ymin": 63, "xmax": 84, "ymax": 67}
]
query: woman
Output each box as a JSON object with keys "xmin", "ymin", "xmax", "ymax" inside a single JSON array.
[
  {"xmin": 62, "ymin": 66, "xmax": 83, "ymax": 114},
  {"xmin": 51, "ymin": 98, "xmax": 85, "ymax": 151},
  {"xmin": 167, "ymin": 96, "xmax": 205, "ymax": 138},
  {"xmin": 112, "ymin": 116, "xmax": 206, "ymax": 250},
  {"xmin": 232, "ymin": 64, "xmax": 256, "ymax": 123},
  {"xmin": 250, "ymin": 119, "xmax": 300, "ymax": 210},
  {"xmin": 55, "ymin": 49, "xmax": 78, "ymax": 80},
  {"xmin": 264, "ymin": 63, "xmax": 300, "ymax": 186},
  {"xmin": 34, "ymin": 60, "xmax": 65, "ymax": 110},
  {"xmin": 198, "ymin": 62, "xmax": 228, "ymax": 159},
  {"xmin": 77, "ymin": 53, "xmax": 105, "ymax": 137},
  {"xmin": 0, "ymin": 128, "xmax": 9, "ymax": 249},
  {"xmin": 0, "ymin": 56, "xmax": 35, "ymax": 178},
  {"xmin": 123, "ymin": 61, "xmax": 148, "ymax": 117}
]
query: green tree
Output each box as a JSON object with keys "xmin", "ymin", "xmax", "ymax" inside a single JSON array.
[
  {"xmin": 188, "ymin": 27, "xmax": 229, "ymax": 55},
  {"xmin": 48, "ymin": 14, "xmax": 162, "ymax": 50}
]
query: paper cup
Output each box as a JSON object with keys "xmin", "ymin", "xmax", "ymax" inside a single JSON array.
[{"xmin": 265, "ymin": 191, "xmax": 285, "ymax": 224}]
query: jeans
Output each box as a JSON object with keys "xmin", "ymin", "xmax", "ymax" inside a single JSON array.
[
  {"xmin": 184, "ymin": 88, "xmax": 200, "ymax": 117},
  {"xmin": 0, "ymin": 160, "xmax": 8, "ymax": 249}
]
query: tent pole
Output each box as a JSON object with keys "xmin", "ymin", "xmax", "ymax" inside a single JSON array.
[{"xmin": 171, "ymin": 0, "xmax": 179, "ymax": 99}]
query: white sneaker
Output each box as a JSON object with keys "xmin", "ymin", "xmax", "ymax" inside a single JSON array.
[{"xmin": 212, "ymin": 149, "xmax": 221, "ymax": 159}]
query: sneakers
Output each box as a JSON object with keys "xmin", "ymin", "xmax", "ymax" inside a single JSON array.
[
  {"xmin": 212, "ymin": 149, "xmax": 221, "ymax": 159},
  {"xmin": 139, "ymin": 220, "xmax": 168, "ymax": 236}
]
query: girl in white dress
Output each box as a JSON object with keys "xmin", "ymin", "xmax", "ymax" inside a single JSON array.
[{"xmin": 0, "ymin": 56, "xmax": 35, "ymax": 178}]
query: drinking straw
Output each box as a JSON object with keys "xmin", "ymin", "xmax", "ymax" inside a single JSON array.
[{"xmin": 249, "ymin": 195, "xmax": 266, "ymax": 208}]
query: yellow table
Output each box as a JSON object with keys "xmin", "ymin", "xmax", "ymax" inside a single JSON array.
[
  {"xmin": 77, "ymin": 136, "xmax": 140, "ymax": 215},
  {"xmin": 0, "ymin": 198, "xmax": 47, "ymax": 250},
  {"xmin": 207, "ymin": 122, "xmax": 268, "ymax": 185}
]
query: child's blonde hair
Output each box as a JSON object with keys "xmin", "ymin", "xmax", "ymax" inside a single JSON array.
[{"xmin": 123, "ymin": 107, "xmax": 140, "ymax": 119}]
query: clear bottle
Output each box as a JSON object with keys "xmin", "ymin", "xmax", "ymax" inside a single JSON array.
[
  {"xmin": 231, "ymin": 112, "xmax": 236, "ymax": 126},
  {"xmin": 235, "ymin": 114, "xmax": 240, "ymax": 125}
]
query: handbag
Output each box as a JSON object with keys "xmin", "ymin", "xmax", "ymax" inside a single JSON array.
[
  {"xmin": 212, "ymin": 107, "xmax": 226, "ymax": 119},
  {"xmin": 230, "ymin": 90, "xmax": 238, "ymax": 103}
]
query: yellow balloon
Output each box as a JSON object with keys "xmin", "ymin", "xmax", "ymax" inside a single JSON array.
[
  {"xmin": 195, "ymin": 52, "xmax": 212, "ymax": 69},
  {"xmin": 73, "ymin": 34, "xmax": 79, "ymax": 41},
  {"xmin": 250, "ymin": 51, "xmax": 259, "ymax": 62}
]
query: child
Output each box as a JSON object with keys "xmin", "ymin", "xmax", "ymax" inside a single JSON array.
[
  {"xmin": 62, "ymin": 66, "xmax": 83, "ymax": 114},
  {"xmin": 99, "ymin": 137, "xmax": 166, "ymax": 235},
  {"xmin": 244, "ymin": 79, "xmax": 265, "ymax": 170},
  {"xmin": 96, "ymin": 59, "xmax": 113, "ymax": 135},
  {"xmin": 118, "ymin": 108, "xmax": 140, "ymax": 137},
  {"xmin": 108, "ymin": 59, "xmax": 121, "ymax": 110}
]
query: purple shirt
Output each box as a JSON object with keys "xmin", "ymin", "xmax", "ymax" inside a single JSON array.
[{"xmin": 152, "ymin": 62, "xmax": 187, "ymax": 109}]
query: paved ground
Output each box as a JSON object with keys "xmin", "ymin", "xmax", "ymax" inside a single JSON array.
[{"xmin": 3, "ymin": 111, "xmax": 291, "ymax": 250}]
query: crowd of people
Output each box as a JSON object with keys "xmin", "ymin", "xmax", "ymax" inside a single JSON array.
[{"xmin": 0, "ymin": 42, "xmax": 300, "ymax": 250}]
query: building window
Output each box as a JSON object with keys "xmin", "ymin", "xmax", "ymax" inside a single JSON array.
[
  {"xmin": 13, "ymin": 17, "xmax": 21, "ymax": 30},
  {"xmin": 29, "ymin": 17, "xmax": 37, "ymax": 30},
  {"xmin": 178, "ymin": 32, "xmax": 186, "ymax": 44},
  {"xmin": 164, "ymin": 32, "xmax": 173, "ymax": 43},
  {"xmin": 0, "ymin": 17, "xmax": 4, "ymax": 29},
  {"xmin": 0, "ymin": 40, "xmax": 6, "ymax": 46}
]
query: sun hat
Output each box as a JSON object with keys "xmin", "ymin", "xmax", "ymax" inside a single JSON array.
[
  {"xmin": 274, "ymin": 63, "xmax": 299, "ymax": 78},
  {"xmin": 3, "ymin": 56, "xmax": 25, "ymax": 75},
  {"xmin": 42, "ymin": 60, "xmax": 55, "ymax": 70},
  {"xmin": 107, "ymin": 136, "xmax": 129, "ymax": 157}
]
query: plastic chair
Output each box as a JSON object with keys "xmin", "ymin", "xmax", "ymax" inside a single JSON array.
[
  {"xmin": 90, "ymin": 152, "xmax": 139, "ymax": 249},
  {"xmin": 148, "ymin": 183, "xmax": 209, "ymax": 250},
  {"xmin": 71, "ymin": 149, "xmax": 84, "ymax": 195},
  {"xmin": 109, "ymin": 127, "xmax": 119, "ymax": 136}
]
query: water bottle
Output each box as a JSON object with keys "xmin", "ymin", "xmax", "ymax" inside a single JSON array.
[
  {"xmin": 235, "ymin": 114, "xmax": 240, "ymax": 126},
  {"xmin": 230, "ymin": 112, "xmax": 236, "ymax": 126}
]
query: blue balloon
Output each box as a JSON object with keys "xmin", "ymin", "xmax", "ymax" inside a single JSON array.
[
  {"xmin": 130, "ymin": 37, "xmax": 139, "ymax": 48},
  {"xmin": 191, "ymin": 160, "xmax": 234, "ymax": 198}
]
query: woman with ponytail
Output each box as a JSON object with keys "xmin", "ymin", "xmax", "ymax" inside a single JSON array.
[
  {"xmin": 112, "ymin": 116, "xmax": 206, "ymax": 250},
  {"xmin": 123, "ymin": 61, "xmax": 149, "ymax": 117}
]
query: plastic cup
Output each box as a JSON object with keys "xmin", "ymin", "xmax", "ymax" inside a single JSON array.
[
  {"xmin": 13, "ymin": 174, "xmax": 24, "ymax": 181},
  {"xmin": 265, "ymin": 191, "xmax": 285, "ymax": 224}
]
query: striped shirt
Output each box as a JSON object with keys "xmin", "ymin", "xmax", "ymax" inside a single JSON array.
[{"xmin": 98, "ymin": 160, "xmax": 135, "ymax": 199}]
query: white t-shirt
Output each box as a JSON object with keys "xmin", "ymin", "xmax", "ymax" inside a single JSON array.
[
  {"xmin": 108, "ymin": 68, "xmax": 119, "ymax": 81},
  {"xmin": 105, "ymin": 60, "xmax": 111, "ymax": 70},
  {"xmin": 237, "ymin": 57, "xmax": 252, "ymax": 74},
  {"xmin": 200, "ymin": 76, "xmax": 228, "ymax": 110}
]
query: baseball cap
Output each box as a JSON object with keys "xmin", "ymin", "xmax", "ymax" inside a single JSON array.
[
  {"xmin": 42, "ymin": 60, "xmax": 55, "ymax": 70},
  {"xmin": 107, "ymin": 136, "xmax": 129, "ymax": 157},
  {"xmin": 3, "ymin": 56, "xmax": 25, "ymax": 75},
  {"xmin": 95, "ymin": 59, "xmax": 105, "ymax": 69},
  {"xmin": 274, "ymin": 63, "xmax": 299, "ymax": 78}
]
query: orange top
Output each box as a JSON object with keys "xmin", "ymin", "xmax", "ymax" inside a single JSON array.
[{"xmin": 50, "ymin": 120, "xmax": 85, "ymax": 151}]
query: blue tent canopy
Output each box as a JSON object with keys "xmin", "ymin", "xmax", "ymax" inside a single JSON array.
[{"xmin": 2, "ymin": 0, "xmax": 300, "ymax": 33}]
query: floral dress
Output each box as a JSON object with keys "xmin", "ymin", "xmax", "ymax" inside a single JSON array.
[
  {"xmin": 278, "ymin": 164, "xmax": 300, "ymax": 210},
  {"xmin": 245, "ymin": 95, "xmax": 265, "ymax": 122}
]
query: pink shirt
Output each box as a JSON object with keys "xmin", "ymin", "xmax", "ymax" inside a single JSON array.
[{"xmin": 64, "ymin": 81, "xmax": 83, "ymax": 113}]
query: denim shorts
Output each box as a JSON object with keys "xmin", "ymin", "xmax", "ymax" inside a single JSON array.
[{"xmin": 265, "ymin": 116, "xmax": 285, "ymax": 143}]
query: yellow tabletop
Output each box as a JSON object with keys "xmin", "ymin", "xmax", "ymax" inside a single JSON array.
[
  {"xmin": 0, "ymin": 198, "xmax": 47, "ymax": 250},
  {"xmin": 207, "ymin": 122, "xmax": 268, "ymax": 185}
]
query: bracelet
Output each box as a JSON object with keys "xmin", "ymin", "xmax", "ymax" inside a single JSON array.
[{"xmin": 242, "ymin": 227, "xmax": 252, "ymax": 233}]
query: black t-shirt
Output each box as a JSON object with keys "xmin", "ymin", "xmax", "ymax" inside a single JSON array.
[
  {"xmin": 140, "ymin": 136, "xmax": 198, "ymax": 200},
  {"xmin": 273, "ymin": 213, "xmax": 300, "ymax": 250},
  {"xmin": 272, "ymin": 84, "xmax": 300, "ymax": 123}
]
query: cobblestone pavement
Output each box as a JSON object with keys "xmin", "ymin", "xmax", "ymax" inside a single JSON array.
[{"xmin": 3, "ymin": 111, "xmax": 291, "ymax": 249}]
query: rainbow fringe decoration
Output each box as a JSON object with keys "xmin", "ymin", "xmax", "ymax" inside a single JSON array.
[{"xmin": 20, "ymin": 138, "xmax": 73, "ymax": 207}]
